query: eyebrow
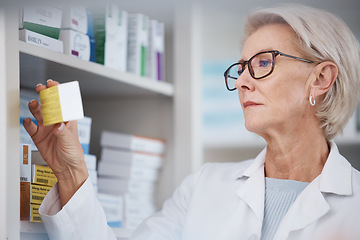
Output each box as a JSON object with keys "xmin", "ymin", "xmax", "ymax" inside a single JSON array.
[{"xmin": 238, "ymin": 48, "xmax": 275, "ymax": 63}]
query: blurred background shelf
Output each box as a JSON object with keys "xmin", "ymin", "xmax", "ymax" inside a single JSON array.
[{"xmin": 19, "ymin": 41, "xmax": 174, "ymax": 98}]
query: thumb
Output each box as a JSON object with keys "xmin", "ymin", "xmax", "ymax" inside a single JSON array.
[{"xmin": 54, "ymin": 122, "xmax": 65, "ymax": 136}]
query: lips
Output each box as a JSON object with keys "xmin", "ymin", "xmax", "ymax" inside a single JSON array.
[{"xmin": 243, "ymin": 101, "xmax": 262, "ymax": 108}]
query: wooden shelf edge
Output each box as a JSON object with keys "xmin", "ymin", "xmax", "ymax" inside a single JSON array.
[{"xmin": 18, "ymin": 41, "xmax": 174, "ymax": 97}]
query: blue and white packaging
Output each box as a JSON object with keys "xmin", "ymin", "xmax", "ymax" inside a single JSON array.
[
  {"xmin": 20, "ymin": 89, "xmax": 39, "ymax": 151},
  {"xmin": 61, "ymin": 6, "xmax": 94, "ymax": 37},
  {"xmin": 97, "ymin": 193, "xmax": 123, "ymax": 228},
  {"xmin": 77, "ymin": 116, "xmax": 92, "ymax": 154},
  {"xmin": 59, "ymin": 29, "xmax": 91, "ymax": 60}
]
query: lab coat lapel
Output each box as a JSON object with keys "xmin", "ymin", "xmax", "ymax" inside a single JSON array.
[
  {"xmin": 221, "ymin": 149, "xmax": 266, "ymax": 239},
  {"xmin": 274, "ymin": 141, "xmax": 352, "ymax": 239},
  {"xmin": 275, "ymin": 179, "xmax": 330, "ymax": 239},
  {"xmin": 236, "ymin": 148, "xmax": 266, "ymax": 221},
  {"xmin": 236, "ymin": 166, "xmax": 266, "ymax": 221}
]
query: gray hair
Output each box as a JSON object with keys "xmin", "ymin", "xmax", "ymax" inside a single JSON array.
[{"xmin": 243, "ymin": 4, "xmax": 360, "ymax": 140}]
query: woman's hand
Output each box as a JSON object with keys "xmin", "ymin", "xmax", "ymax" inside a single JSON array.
[{"xmin": 23, "ymin": 79, "xmax": 89, "ymax": 207}]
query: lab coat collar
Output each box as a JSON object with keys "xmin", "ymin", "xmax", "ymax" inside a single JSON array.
[
  {"xmin": 234, "ymin": 140, "xmax": 352, "ymax": 196},
  {"xmin": 234, "ymin": 148, "xmax": 267, "ymax": 223},
  {"xmin": 275, "ymin": 141, "xmax": 352, "ymax": 238},
  {"xmin": 318, "ymin": 140, "xmax": 352, "ymax": 195},
  {"xmin": 233, "ymin": 147, "xmax": 267, "ymax": 180},
  {"xmin": 234, "ymin": 140, "xmax": 353, "ymax": 238}
]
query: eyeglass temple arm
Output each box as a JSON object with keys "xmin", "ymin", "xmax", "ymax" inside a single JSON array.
[{"xmin": 278, "ymin": 52, "xmax": 314, "ymax": 63}]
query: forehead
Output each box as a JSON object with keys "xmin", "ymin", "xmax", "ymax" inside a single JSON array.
[{"xmin": 241, "ymin": 24, "xmax": 297, "ymax": 60}]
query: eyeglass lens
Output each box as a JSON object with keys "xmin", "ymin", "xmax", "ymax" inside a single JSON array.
[{"xmin": 225, "ymin": 52, "xmax": 274, "ymax": 90}]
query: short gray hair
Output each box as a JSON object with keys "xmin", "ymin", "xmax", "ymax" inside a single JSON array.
[{"xmin": 243, "ymin": 4, "xmax": 360, "ymax": 140}]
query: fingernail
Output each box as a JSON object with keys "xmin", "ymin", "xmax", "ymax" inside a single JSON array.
[
  {"xmin": 47, "ymin": 79, "xmax": 53, "ymax": 83},
  {"xmin": 58, "ymin": 122, "xmax": 64, "ymax": 132},
  {"xmin": 30, "ymin": 99, "xmax": 37, "ymax": 104},
  {"xmin": 36, "ymin": 83, "xmax": 42, "ymax": 88},
  {"xmin": 23, "ymin": 118, "xmax": 30, "ymax": 124}
]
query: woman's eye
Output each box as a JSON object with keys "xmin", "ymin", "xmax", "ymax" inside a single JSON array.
[{"xmin": 259, "ymin": 60, "xmax": 270, "ymax": 67}]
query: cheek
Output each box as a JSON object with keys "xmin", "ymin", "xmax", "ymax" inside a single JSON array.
[{"xmin": 266, "ymin": 77, "xmax": 308, "ymax": 112}]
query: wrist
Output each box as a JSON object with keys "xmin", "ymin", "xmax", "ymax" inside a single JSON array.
[{"xmin": 56, "ymin": 165, "xmax": 89, "ymax": 207}]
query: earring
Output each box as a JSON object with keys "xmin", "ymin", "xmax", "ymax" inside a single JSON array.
[{"xmin": 309, "ymin": 95, "xmax": 316, "ymax": 106}]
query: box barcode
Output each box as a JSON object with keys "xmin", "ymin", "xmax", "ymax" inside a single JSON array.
[
  {"xmin": 33, "ymin": 216, "xmax": 42, "ymax": 221},
  {"xmin": 37, "ymin": 178, "xmax": 48, "ymax": 184},
  {"xmin": 32, "ymin": 195, "xmax": 44, "ymax": 201}
]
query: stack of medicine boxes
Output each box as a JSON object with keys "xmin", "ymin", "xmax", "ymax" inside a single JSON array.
[
  {"xmin": 91, "ymin": 4, "xmax": 128, "ymax": 72},
  {"xmin": 19, "ymin": 5, "xmax": 64, "ymax": 53},
  {"xmin": 20, "ymin": 146, "xmax": 57, "ymax": 223},
  {"xmin": 98, "ymin": 130, "xmax": 165, "ymax": 229},
  {"xmin": 60, "ymin": 6, "xmax": 96, "ymax": 62}
]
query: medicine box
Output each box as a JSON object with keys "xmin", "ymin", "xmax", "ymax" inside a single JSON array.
[
  {"xmin": 59, "ymin": 29, "xmax": 91, "ymax": 61},
  {"xmin": 31, "ymin": 184, "xmax": 51, "ymax": 205},
  {"xmin": 77, "ymin": 116, "xmax": 92, "ymax": 154},
  {"xmin": 19, "ymin": 29, "xmax": 64, "ymax": 53},
  {"xmin": 31, "ymin": 164, "xmax": 57, "ymax": 187},
  {"xmin": 149, "ymin": 20, "xmax": 165, "ymax": 81},
  {"xmin": 61, "ymin": 6, "xmax": 94, "ymax": 37},
  {"xmin": 127, "ymin": 13, "xmax": 150, "ymax": 77},
  {"xmin": 92, "ymin": 5, "xmax": 128, "ymax": 71},
  {"xmin": 39, "ymin": 81, "xmax": 84, "ymax": 126},
  {"xmin": 20, "ymin": 5, "xmax": 62, "ymax": 39},
  {"xmin": 30, "ymin": 204, "xmax": 42, "ymax": 222}
]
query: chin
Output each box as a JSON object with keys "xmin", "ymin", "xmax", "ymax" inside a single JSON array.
[{"xmin": 244, "ymin": 119, "xmax": 267, "ymax": 135}]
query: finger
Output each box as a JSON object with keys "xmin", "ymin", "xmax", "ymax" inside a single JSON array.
[
  {"xmin": 23, "ymin": 118, "xmax": 38, "ymax": 138},
  {"xmin": 46, "ymin": 79, "xmax": 60, "ymax": 88},
  {"xmin": 66, "ymin": 120, "xmax": 78, "ymax": 133},
  {"xmin": 36, "ymin": 83, "xmax": 47, "ymax": 94},
  {"xmin": 28, "ymin": 99, "xmax": 44, "ymax": 126}
]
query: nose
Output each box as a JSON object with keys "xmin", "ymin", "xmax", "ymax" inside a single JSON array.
[{"xmin": 234, "ymin": 67, "xmax": 254, "ymax": 92}]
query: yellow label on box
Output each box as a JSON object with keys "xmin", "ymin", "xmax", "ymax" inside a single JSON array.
[
  {"xmin": 30, "ymin": 204, "xmax": 42, "ymax": 222},
  {"xmin": 32, "ymin": 165, "xmax": 57, "ymax": 187},
  {"xmin": 39, "ymin": 85, "xmax": 63, "ymax": 126},
  {"xmin": 31, "ymin": 184, "xmax": 51, "ymax": 204}
]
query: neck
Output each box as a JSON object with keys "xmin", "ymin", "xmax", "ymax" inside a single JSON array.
[{"xmin": 263, "ymin": 124, "xmax": 329, "ymax": 182}]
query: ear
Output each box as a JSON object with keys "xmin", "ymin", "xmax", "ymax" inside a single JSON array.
[{"xmin": 310, "ymin": 61, "xmax": 338, "ymax": 97}]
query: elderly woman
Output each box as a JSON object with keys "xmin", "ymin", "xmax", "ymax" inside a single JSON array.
[{"xmin": 24, "ymin": 3, "xmax": 360, "ymax": 240}]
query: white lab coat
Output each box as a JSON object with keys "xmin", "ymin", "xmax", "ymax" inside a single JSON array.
[{"xmin": 39, "ymin": 141, "xmax": 360, "ymax": 240}]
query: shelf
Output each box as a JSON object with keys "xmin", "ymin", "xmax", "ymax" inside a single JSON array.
[
  {"xmin": 20, "ymin": 221, "xmax": 46, "ymax": 233},
  {"xmin": 19, "ymin": 41, "xmax": 174, "ymax": 98},
  {"xmin": 112, "ymin": 228, "xmax": 134, "ymax": 239}
]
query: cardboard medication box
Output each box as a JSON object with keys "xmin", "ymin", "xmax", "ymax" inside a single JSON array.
[
  {"xmin": 149, "ymin": 20, "xmax": 165, "ymax": 81},
  {"xmin": 127, "ymin": 13, "xmax": 150, "ymax": 77},
  {"xmin": 92, "ymin": 5, "xmax": 128, "ymax": 71},
  {"xmin": 59, "ymin": 29, "xmax": 91, "ymax": 61},
  {"xmin": 31, "ymin": 184, "xmax": 52, "ymax": 205},
  {"xmin": 20, "ymin": 89, "xmax": 39, "ymax": 151},
  {"xmin": 97, "ymin": 193, "xmax": 123, "ymax": 228},
  {"xmin": 39, "ymin": 81, "xmax": 84, "ymax": 126},
  {"xmin": 20, "ymin": 144, "xmax": 31, "ymax": 221},
  {"xmin": 30, "ymin": 204, "xmax": 42, "ymax": 222},
  {"xmin": 20, "ymin": 5, "xmax": 62, "ymax": 39},
  {"xmin": 78, "ymin": 116, "xmax": 92, "ymax": 154},
  {"xmin": 31, "ymin": 164, "xmax": 57, "ymax": 187},
  {"xmin": 61, "ymin": 6, "xmax": 94, "ymax": 37},
  {"xmin": 19, "ymin": 29, "xmax": 64, "ymax": 53}
]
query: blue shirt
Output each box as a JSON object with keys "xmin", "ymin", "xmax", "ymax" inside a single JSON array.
[{"xmin": 261, "ymin": 177, "xmax": 309, "ymax": 240}]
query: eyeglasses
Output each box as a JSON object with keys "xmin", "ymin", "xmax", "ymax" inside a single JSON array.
[{"xmin": 223, "ymin": 50, "xmax": 314, "ymax": 91}]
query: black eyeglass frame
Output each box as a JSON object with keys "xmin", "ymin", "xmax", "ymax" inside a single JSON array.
[{"xmin": 223, "ymin": 50, "xmax": 314, "ymax": 91}]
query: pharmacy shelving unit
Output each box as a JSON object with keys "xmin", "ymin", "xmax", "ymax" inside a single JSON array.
[{"xmin": 0, "ymin": 3, "xmax": 203, "ymax": 240}]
